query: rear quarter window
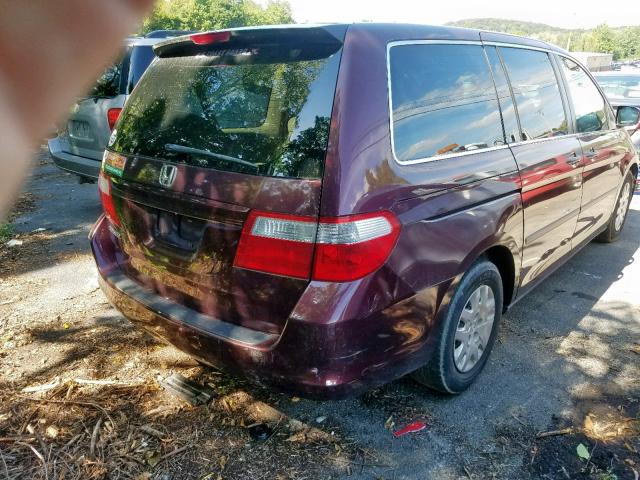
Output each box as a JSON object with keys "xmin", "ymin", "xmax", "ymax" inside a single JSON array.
[{"xmin": 388, "ymin": 43, "xmax": 506, "ymax": 162}]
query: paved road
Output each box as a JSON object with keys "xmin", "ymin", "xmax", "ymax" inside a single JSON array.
[{"xmin": 5, "ymin": 155, "xmax": 639, "ymax": 479}]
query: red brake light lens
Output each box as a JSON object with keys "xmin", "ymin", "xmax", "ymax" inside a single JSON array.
[
  {"xmin": 190, "ymin": 31, "xmax": 231, "ymax": 45},
  {"xmin": 107, "ymin": 108, "xmax": 122, "ymax": 131},
  {"xmin": 312, "ymin": 212, "xmax": 401, "ymax": 282},
  {"xmin": 234, "ymin": 211, "xmax": 316, "ymax": 279},
  {"xmin": 234, "ymin": 210, "xmax": 400, "ymax": 282},
  {"xmin": 98, "ymin": 171, "xmax": 120, "ymax": 227}
]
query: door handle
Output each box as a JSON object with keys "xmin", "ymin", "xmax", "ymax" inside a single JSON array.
[
  {"xmin": 584, "ymin": 147, "xmax": 597, "ymax": 159},
  {"xmin": 567, "ymin": 151, "xmax": 580, "ymax": 165}
]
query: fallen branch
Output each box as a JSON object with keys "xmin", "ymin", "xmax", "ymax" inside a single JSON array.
[
  {"xmin": 73, "ymin": 378, "xmax": 143, "ymax": 386},
  {"xmin": 15, "ymin": 442, "xmax": 47, "ymax": 480},
  {"xmin": 18, "ymin": 396, "xmax": 116, "ymax": 434},
  {"xmin": 21, "ymin": 379, "xmax": 61, "ymax": 394},
  {"xmin": 0, "ymin": 435, "xmax": 37, "ymax": 443},
  {"xmin": 64, "ymin": 433, "xmax": 83, "ymax": 449},
  {"xmin": 139, "ymin": 425, "xmax": 165, "ymax": 439},
  {"xmin": 158, "ymin": 445, "xmax": 190, "ymax": 463},
  {"xmin": 511, "ymin": 412, "xmax": 528, "ymax": 427},
  {"xmin": 0, "ymin": 445, "xmax": 10, "ymax": 480},
  {"xmin": 90, "ymin": 417, "xmax": 103, "ymax": 459},
  {"xmin": 25, "ymin": 425, "xmax": 48, "ymax": 465},
  {"xmin": 21, "ymin": 378, "xmax": 142, "ymax": 393},
  {"xmin": 535, "ymin": 428, "xmax": 573, "ymax": 439}
]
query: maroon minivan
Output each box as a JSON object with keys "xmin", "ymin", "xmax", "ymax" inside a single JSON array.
[{"xmin": 91, "ymin": 24, "xmax": 638, "ymax": 398}]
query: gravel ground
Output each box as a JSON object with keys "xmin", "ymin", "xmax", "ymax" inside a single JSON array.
[{"xmin": 0, "ymin": 150, "xmax": 638, "ymax": 479}]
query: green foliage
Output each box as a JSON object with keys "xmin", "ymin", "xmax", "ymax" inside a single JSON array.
[
  {"xmin": 142, "ymin": 0, "xmax": 293, "ymax": 33},
  {"xmin": 0, "ymin": 223, "xmax": 14, "ymax": 243},
  {"xmin": 448, "ymin": 18, "xmax": 640, "ymax": 60},
  {"xmin": 576, "ymin": 442, "xmax": 591, "ymax": 460}
]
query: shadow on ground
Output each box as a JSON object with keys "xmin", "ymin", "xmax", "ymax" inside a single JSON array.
[{"xmin": 0, "ymin": 155, "xmax": 638, "ymax": 479}]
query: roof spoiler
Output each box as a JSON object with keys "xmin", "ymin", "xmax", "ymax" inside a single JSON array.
[
  {"xmin": 154, "ymin": 24, "xmax": 348, "ymax": 58},
  {"xmin": 145, "ymin": 29, "xmax": 196, "ymax": 39}
]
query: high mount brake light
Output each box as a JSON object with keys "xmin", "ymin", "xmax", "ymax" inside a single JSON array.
[
  {"xmin": 234, "ymin": 210, "xmax": 400, "ymax": 282},
  {"xmin": 190, "ymin": 31, "xmax": 231, "ymax": 45},
  {"xmin": 98, "ymin": 171, "xmax": 120, "ymax": 227}
]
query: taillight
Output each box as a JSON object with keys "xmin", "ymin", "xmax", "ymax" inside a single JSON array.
[
  {"xmin": 313, "ymin": 212, "xmax": 400, "ymax": 282},
  {"xmin": 234, "ymin": 210, "xmax": 400, "ymax": 282},
  {"xmin": 234, "ymin": 211, "xmax": 316, "ymax": 279},
  {"xmin": 190, "ymin": 31, "xmax": 231, "ymax": 45},
  {"xmin": 98, "ymin": 171, "xmax": 120, "ymax": 227},
  {"xmin": 107, "ymin": 108, "xmax": 122, "ymax": 131}
]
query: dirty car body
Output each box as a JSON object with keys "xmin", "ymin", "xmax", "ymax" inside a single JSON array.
[{"xmin": 90, "ymin": 24, "xmax": 639, "ymax": 398}]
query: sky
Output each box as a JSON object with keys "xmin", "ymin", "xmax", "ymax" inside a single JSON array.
[{"xmin": 257, "ymin": 0, "xmax": 639, "ymax": 29}]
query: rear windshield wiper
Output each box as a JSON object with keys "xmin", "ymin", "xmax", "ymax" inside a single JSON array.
[{"xmin": 164, "ymin": 143, "xmax": 258, "ymax": 170}]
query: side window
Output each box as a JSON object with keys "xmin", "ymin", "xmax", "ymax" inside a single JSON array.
[
  {"xmin": 126, "ymin": 46, "xmax": 157, "ymax": 94},
  {"xmin": 559, "ymin": 57, "xmax": 610, "ymax": 133},
  {"xmin": 499, "ymin": 48, "xmax": 568, "ymax": 141},
  {"xmin": 389, "ymin": 44, "xmax": 505, "ymax": 162},
  {"xmin": 90, "ymin": 56, "xmax": 124, "ymax": 98},
  {"xmin": 484, "ymin": 47, "xmax": 520, "ymax": 143}
]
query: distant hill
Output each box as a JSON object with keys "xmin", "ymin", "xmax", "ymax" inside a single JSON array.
[{"xmin": 447, "ymin": 18, "xmax": 640, "ymax": 59}]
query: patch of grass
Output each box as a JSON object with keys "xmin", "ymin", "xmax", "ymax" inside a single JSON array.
[{"xmin": 0, "ymin": 223, "xmax": 14, "ymax": 243}]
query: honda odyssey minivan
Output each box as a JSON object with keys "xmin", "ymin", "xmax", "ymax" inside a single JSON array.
[{"xmin": 91, "ymin": 24, "xmax": 638, "ymax": 398}]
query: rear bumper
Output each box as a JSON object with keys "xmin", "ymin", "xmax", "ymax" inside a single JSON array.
[
  {"xmin": 90, "ymin": 215, "xmax": 443, "ymax": 399},
  {"xmin": 48, "ymin": 137, "xmax": 100, "ymax": 179}
]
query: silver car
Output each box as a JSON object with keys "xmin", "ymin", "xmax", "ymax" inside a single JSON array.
[
  {"xmin": 48, "ymin": 31, "xmax": 190, "ymax": 182},
  {"xmin": 594, "ymin": 71, "xmax": 640, "ymax": 151}
]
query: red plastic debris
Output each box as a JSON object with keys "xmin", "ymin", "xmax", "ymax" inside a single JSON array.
[{"xmin": 393, "ymin": 421, "xmax": 427, "ymax": 437}]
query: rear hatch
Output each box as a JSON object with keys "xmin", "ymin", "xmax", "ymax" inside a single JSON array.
[
  {"xmin": 63, "ymin": 43, "xmax": 156, "ymax": 161},
  {"xmin": 103, "ymin": 26, "xmax": 345, "ymax": 334}
]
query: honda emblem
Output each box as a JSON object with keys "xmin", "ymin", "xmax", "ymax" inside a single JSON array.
[{"xmin": 158, "ymin": 164, "xmax": 177, "ymax": 188}]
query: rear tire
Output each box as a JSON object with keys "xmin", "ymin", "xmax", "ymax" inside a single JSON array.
[
  {"xmin": 596, "ymin": 170, "xmax": 635, "ymax": 243},
  {"xmin": 412, "ymin": 259, "xmax": 503, "ymax": 394}
]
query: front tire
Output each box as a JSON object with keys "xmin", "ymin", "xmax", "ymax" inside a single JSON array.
[
  {"xmin": 412, "ymin": 259, "xmax": 503, "ymax": 394},
  {"xmin": 596, "ymin": 170, "xmax": 635, "ymax": 243}
]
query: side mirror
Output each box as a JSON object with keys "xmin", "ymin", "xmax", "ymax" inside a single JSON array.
[
  {"xmin": 616, "ymin": 106, "xmax": 640, "ymax": 128},
  {"xmin": 576, "ymin": 112, "xmax": 603, "ymax": 133}
]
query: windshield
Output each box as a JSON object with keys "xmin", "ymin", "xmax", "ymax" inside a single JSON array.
[
  {"xmin": 595, "ymin": 75, "xmax": 640, "ymax": 100},
  {"xmin": 110, "ymin": 43, "xmax": 341, "ymax": 179}
]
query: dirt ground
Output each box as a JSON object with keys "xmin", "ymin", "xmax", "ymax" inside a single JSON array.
[{"xmin": 0, "ymin": 149, "xmax": 638, "ymax": 480}]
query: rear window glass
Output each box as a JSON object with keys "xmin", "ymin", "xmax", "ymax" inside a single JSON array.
[
  {"xmin": 111, "ymin": 43, "xmax": 341, "ymax": 179},
  {"xmin": 389, "ymin": 44, "xmax": 505, "ymax": 162}
]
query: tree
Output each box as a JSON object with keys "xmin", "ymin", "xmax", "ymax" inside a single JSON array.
[
  {"xmin": 448, "ymin": 19, "xmax": 640, "ymax": 61},
  {"xmin": 585, "ymin": 24, "xmax": 616, "ymax": 55},
  {"xmin": 142, "ymin": 0, "xmax": 293, "ymax": 33}
]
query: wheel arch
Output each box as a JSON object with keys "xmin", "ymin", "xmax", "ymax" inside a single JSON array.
[{"xmin": 483, "ymin": 245, "xmax": 517, "ymax": 308}]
